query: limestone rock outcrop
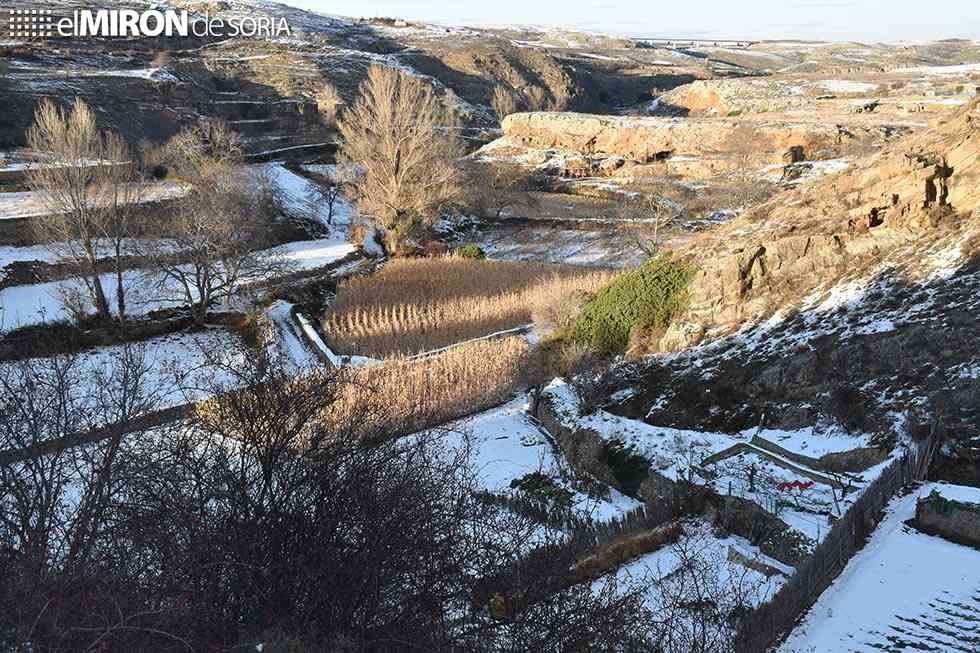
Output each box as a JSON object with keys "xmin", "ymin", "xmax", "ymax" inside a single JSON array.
[
  {"xmin": 500, "ymin": 111, "xmax": 843, "ymax": 165},
  {"xmin": 640, "ymin": 100, "xmax": 980, "ymax": 354}
]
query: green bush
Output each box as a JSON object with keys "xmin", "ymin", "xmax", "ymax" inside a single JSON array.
[
  {"xmin": 509, "ymin": 471, "xmax": 575, "ymax": 514},
  {"xmin": 571, "ymin": 255, "xmax": 693, "ymax": 354},
  {"xmin": 452, "ymin": 243, "xmax": 486, "ymax": 259},
  {"xmin": 599, "ymin": 438, "xmax": 650, "ymax": 497}
]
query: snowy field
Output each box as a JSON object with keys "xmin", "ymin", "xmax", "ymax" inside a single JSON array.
[
  {"xmin": 817, "ymin": 79, "xmax": 880, "ymax": 94},
  {"xmin": 0, "ymin": 181, "xmax": 188, "ymax": 220},
  {"xmin": 430, "ymin": 398, "xmax": 643, "ymax": 524},
  {"xmin": 604, "ymin": 518, "xmax": 791, "ymax": 609},
  {"xmin": 0, "ymin": 235, "xmax": 355, "ymax": 330},
  {"xmin": 476, "ymin": 222, "xmax": 646, "ymax": 268},
  {"xmin": 780, "ymin": 483, "xmax": 980, "ymax": 652},
  {"xmin": 0, "ymin": 327, "xmax": 244, "ymax": 412},
  {"xmin": 0, "ymin": 162, "xmax": 357, "ymax": 330}
]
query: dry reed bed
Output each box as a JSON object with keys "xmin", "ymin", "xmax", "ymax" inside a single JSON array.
[
  {"xmin": 316, "ymin": 335, "xmax": 530, "ymax": 440},
  {"xmin": 323, "ymin": 258, "xmax": 616, "ymax": 357}
]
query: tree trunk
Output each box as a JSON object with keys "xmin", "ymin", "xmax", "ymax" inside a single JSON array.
[
  {"xmin": 83, "ymin": 240, "xmax": 111, "ymax": 321},
  {"xmin": 114, "ymin": 244, "xmax": 126, "ymax": 330},
  {"xmin": 91, "ymin": 272, "xmax": 111, "ymax": 321}
]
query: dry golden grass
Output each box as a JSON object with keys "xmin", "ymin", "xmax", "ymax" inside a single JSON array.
[
  {"xmin": 317, "ymin": 336, "xmax": 530, "ymax": 440},
  {"xmin": 323, "ymin": 257, "xmax": 615, "ymax": 357},
  {"xmin": 570, "ymin": 521, "xmax": 683, "ymax": 584}
]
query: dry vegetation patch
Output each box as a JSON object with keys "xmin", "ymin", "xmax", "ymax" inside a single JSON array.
[
  {"xmin": 318, "ymin": 336, "xmax": 531, "ymax": 440},
  {"xmin": 323, "ymin": 257, "xmax": 616, "ymax": 357}
]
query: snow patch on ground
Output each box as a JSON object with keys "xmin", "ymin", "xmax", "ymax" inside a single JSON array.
[
  {"xmin": 779, "ymin": 483, "xmax": 980, "ymax": 652},
  {"xmin": 816, "ymin": 79, "xmax": 879, "ymax": 94},
  {"xmin": 433, "ymin": 398, "xmax": 643, "ymax": 524},
  {"xmin": 0, "ymin": 181, "xmax": 188, "ymax": 221}
]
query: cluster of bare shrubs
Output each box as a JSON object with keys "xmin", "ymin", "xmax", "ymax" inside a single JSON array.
[
  {"xmin": 0, "ymin": 341, "xmax": 660, "ymax": 652},
  {"xmin": 323, "ymin": 257, "xmax": 615, "ymax": 357}
]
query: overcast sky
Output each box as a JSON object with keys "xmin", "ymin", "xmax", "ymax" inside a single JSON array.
[{"xmin": 280, "ymin": 0, "xmax": 979, "ymax": 42}]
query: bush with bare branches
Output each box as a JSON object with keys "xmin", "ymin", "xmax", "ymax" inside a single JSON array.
[{"xmin": 0, "ymin": 341, "xmax": 660, "ymax": 651}]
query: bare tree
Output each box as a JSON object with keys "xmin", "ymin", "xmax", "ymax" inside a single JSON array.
[
  {"xmin": 164, "ymin": 118, "xmax": 243, "ymax": 182},
  {"xmin": 339, "ymin": 65, "xmax": 464, "ymax": 254},
  {"xmin": 0, "ymin": 343, "xmax": 168, "ymax": 650},
  {"xmin": 315, "ymin": 81, "xmax": 343, "ymax": 129},
  {"xmin": 146, "ymin": 168, "xmax": 287, "ymax": 324},
  {"xmin": 469, "ymin": 160, "xmax": 539, "ymax": 220},
  {"xmin": 618, "ymin": 194, "xmax": 681, "ymax": 258},
  {"xmin": 306, "ymin": 166, "xmax": 353, "ymax": 226},
  {"xmin": 27, "ymin": 99, "xmax": 146, "ymax": 325},
  {"xmin": 492, "ymin": 85, "xmax": 522, "ymax": 122},
  {"xmin": 139, "ymin": 123, "xmax": 287, "ymax": 324},
  {"xmin": 647, "ymin": 533, "xmax": 770, "ymax": 653}
]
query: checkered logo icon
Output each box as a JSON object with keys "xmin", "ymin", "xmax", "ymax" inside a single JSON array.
[{"xmin": 8, "ymin": 9, "xmax": 55, "ymax": 39}]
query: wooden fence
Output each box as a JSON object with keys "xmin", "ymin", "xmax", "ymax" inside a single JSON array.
[{"xmin": 734, "ymin": 439, "xmax": 930, "ymax": 652}]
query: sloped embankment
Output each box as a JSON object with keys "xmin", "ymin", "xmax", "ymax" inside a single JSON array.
[{"xmin": 640, "ymin": 99, "xmax": 980, "ymax": 354}]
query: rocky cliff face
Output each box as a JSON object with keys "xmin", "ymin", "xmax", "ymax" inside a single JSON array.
[
  {"xmin": 642, "ymin": 100, "xmax": 980, "ymax": 355},
  {"xmin": 500, "ymin": 111, "xmax": 846, "ymax": 165}
]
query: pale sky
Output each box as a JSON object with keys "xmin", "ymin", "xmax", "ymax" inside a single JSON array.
[{"xmin": 280, "ymin": 0, "xmax": 980, "ymax": 42}]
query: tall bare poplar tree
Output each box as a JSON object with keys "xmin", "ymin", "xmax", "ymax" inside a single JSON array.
[
  {"xmin": 339, "ymin": 65, "xmax": 464, "ymax": 254},
  {"xmin": 27, "ymin": 98, "xmax": 143, "ymax": 325}
]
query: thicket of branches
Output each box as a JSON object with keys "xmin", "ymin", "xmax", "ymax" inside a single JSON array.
[{"xmin": 0, "ymin": 341, "xmax": 667, "ymax": 652}]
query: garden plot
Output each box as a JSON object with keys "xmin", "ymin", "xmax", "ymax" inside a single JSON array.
[
  {"xmin": 543, "ymin": 380, "xmax": 887, "ymax": 545},
  {"xmin": 323, "ymin": 257, "xmax": 615, "ymax": 358},
  {"xmin": 699, "ymin": 449, "xmax": 887, "ymax": 544},
  {"xmin": 0, "ymin": 238, "xmax": 188, "ymax": 283},
  {"xmin": 779, "ymin": 483, "xmax": 980, "ymax": 653},
  {"xmin": 430, "ymin": 398, "xmax": 642, "ymax": 524}
]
